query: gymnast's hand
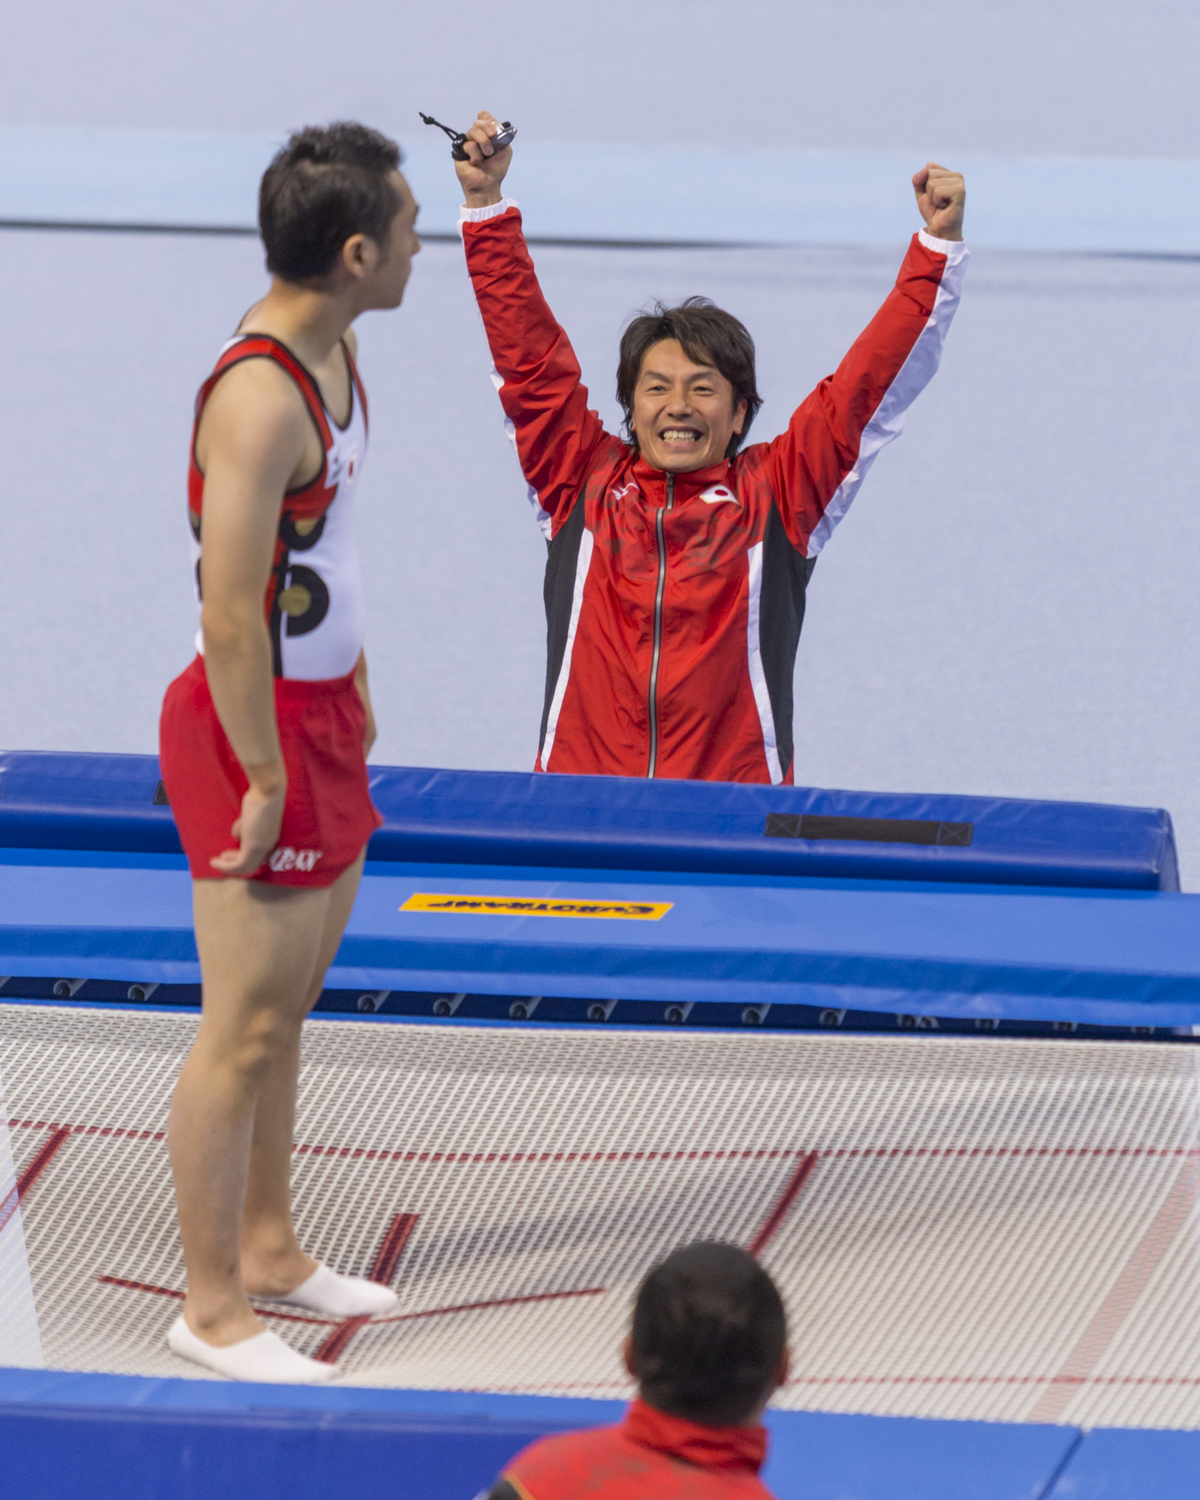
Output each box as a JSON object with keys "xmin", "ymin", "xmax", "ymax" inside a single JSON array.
[
  {"xmin": 912, "ymin": 163, "xmax": 965, "ymax": 242},
  {"xmin": 456, "ymin": 111, "xmax": 512, "ymax": 210},
  {"xmin": 210, "ymin": 775, "xmax": 286, "ymax": 876}
]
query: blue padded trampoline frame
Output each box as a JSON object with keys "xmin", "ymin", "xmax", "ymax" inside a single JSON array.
[
  {"xmin": 1, "ymin": 755, "xmax": 1197, "ymax": 1494},
  {"xmin": 0, "ymin": 1362, "xmax": 1194, "ymax": 1500}
]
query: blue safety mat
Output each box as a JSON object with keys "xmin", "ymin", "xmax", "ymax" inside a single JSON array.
[
  {"xmin": 0, "ymin": 1366, "xmax": 1086, "ymax": 1500},
  {"xmin": 1, "ymin": 858, "xmax": 1199, "ymax": 1025},
  {"xmin": 1046, "ymin": 1426, "xmax": 1200, "ymax": 1498},
  {"xmin": 0, "ymin": 1400, "xmax": 565, "ymax": 1500},
  {"xmin": 0, "ymin": 751, "xmax": 1180, "ymax": 892},
  {"xmin": 764, "ymin": 1408, "xmax": 1080, "ymax": 1500},
  {"xmin": 365, "ymin": 766, "xmax": 1181, "ymax": 892}
]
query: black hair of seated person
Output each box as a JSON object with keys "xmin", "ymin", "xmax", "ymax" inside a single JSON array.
[
  {"xmin": 631, "ymin": 1241, "xmax": 787, "ymax": 1427},
  {"xmin": 260, "ymin": 121, "xmax": 403, "ymax": 283}
]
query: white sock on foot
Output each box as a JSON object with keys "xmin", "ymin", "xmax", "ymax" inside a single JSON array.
[
  {"xmin": 168, "ymin": 1315, "xmax": 337, "ymax": 1384},
  {"xmin": 266, "ymin": 1264, "xmax": 399, "ymax": 1318}
]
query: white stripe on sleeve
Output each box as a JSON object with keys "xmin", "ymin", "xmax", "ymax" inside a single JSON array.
[
  {"xmin": 457, "ymin": 197, "xmax": 519, "ymax": 233},
  {"xmin": 806, "ymin": 241, "xmax": 969, "ymax": 559}
]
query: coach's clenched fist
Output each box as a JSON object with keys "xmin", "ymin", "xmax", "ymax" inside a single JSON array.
[
  {"xmin": 455, "ymin": 111, "xmax": 512, "ymax": 209},
  {"xmin": 913, "ymin": 163, "xmax": 965, "ymax": 241}
]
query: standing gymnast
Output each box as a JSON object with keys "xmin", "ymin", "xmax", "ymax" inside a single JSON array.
[{"xmin": 159, "ymin": 123, "xmax": 419, "ymax": 1383}]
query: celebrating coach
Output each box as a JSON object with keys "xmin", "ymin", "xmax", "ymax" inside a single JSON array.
[{"xmin": 456, "ymin": 114, "xmax": 967, "ymax": 785}]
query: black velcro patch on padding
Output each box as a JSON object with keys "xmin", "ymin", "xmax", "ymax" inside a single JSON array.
[{"xmin": 764, "ymin": 813, "xmax": 974, "ymax": 847}]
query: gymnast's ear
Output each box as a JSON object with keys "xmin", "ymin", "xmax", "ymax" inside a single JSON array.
[{"xmin": 339, "ymin": 232, "xmax": 381, "ymax": 282}]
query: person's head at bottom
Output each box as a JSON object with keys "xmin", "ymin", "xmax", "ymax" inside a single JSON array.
[
  {"xmin": 484, "ymin": 1242, "xmax": 790, "ymax": 1499},
  {"xmin": 627, "ymin": 1239, "xmax": 790, "ymax": 1426}
]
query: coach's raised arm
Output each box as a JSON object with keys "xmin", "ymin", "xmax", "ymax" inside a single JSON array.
[{"xmin": 456, "ymin": 113, "xmax": 967, "ymax": 785}]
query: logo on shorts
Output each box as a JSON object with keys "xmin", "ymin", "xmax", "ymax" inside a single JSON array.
[{"xmin": 269, "ymin": 847, "xmax": 324, "ymax": 873}]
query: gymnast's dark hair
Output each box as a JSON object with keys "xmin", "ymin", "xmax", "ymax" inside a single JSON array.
[
  {"xmin": 616, "ymin": 298, "xmax": 763, "ymax": 458},
  {"xmin": 631, "ymin": 1241, "xmax": 786, "ymax": 1427},
  {"xmin": 259, "ymin": 122, "xmax": 403, "ymax": 283}
]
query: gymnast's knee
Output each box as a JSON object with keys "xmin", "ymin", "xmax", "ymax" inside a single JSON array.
[{"xmin": 219, "ymin": 1008, "xmax": 302, "ymax": 1084}]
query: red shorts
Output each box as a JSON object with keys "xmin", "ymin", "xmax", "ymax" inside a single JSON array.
[{"xmin": 159, "ymin": 656, "xmax": 382, "ymax": 887}]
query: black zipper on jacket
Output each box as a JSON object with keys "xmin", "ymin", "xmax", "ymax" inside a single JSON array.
[{"xmin": 647, "ymin": 472, "xmax": 675, "ymax": 778}]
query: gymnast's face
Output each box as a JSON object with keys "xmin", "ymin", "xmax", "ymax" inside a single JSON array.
[
  {"xmin": 359, "ymin": 171, "xmax": 421, "ymax": 309},
  {"xmin": 629, "ymin": 339, "xmax": 747, "ymax": 473}
]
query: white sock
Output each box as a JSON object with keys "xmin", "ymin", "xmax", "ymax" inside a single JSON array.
[
  {"xmin": 168, "ymin": 1315, "xmax": 337, "ymax": 1384},
  {"xmin": 266, "ymin": 1264, "xmax": 400, "ymax": 1318}
]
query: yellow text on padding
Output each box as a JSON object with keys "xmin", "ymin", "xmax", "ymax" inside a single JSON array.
[{"xmin": 400, "ymin": 893, "xmax": 673, "ymax": 921}]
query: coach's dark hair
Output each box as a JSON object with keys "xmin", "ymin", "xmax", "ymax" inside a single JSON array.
[
  {"xmin": 259, "ymin": 122, "xmax": 403, "ymax": 283},
  {"xmin": 631, "ymin": 1241, "xmax": 786, "ymax": 1426},
  {"xmin": 616, "ymin": 298, "xmax": 763, "ymax": 458}
]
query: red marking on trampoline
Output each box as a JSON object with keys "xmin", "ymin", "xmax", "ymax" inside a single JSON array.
[
  {"xmin": 312, "ymin": 1288, "xmax": 610, "ymax": 1364},
  {"xmin": 352, "ymin": 1370, "xmax": 1200, "ymax": 1395},
  {"xmin": 15, "ymin": 1114, "xmax": 1200, "ymax": 1389},
  {"xmin": 10, "ymin": 1118, "xmax": 164, "ymax": 1142},
  {"xmin": 289, "ymin": 1142, "xmax": 1200, "ymax": 1169},
  {"xmin": 292, "ymin": 1142, "xmax": 815, "ymax": 1169},
  {"xmin": 6, "ymin": 1118, "xmax": 816, "ymax": 1170},
  {"xmin": 748, "ymin": 1152, "xmax": 819, "ymax": 1258},
  {"xmin": 1027, "ymin": 1158, "xmax": 1200, "ymax": 1424},
  {"xmin": 99, "ymin": 1278, "xmax": 609, "ymax": 1338},
  {"xmin": 315, "ymin": 1315, "xmax": 371, "ymax": 1363},
  {"xmin": 97, "ymin": 1276, "xmax": 331, "ymax": 1327},
  {"xmin": 17, "ymin": 1126, "xmax": 72, "ymax": 1198},
  {"xmin": 370, "ymin": 1213, "xmax": 418, "ymax": 1285},
  {"xmin": 9, "ymin": 1117, "xmax": 1200, "ymax": 1169},
  {"xmin": 0, "ymin": 1124, "xmax": 73, "ymax": 1234},
  {"xmin": 378, "ymin": 1286, "xmax": 607, "ymax": 1325}
]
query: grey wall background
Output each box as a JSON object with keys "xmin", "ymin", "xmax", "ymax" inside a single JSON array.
[
  {"xmin": 1, "ymin": 2, "xmax": 1199, "ymax": 881},
  {"xmin": 2, "ymin": 0, "xmax": 1199, "ymax": 158}
]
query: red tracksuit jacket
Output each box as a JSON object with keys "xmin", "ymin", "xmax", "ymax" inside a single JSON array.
[
  {"xmin": 462, "ymin": 201, "xmax": 968, "ymax": 784},
  {"xmin": 482, "ymin": 1398, "xmax": 775, "ymax": 1500}
]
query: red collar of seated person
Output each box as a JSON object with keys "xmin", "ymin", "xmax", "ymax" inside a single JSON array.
[
  {"xmin": 499, "ymin": 1399, "xmax": 772, "ymax": 1500},
  {"xmin": 624, "ymin": 1397, "xmax": 768, "ymax": 1472}
]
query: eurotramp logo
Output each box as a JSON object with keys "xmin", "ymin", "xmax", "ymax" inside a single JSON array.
[{"xmin": 400, "ymin": 893, "xmax": 673, "ymax": 921}]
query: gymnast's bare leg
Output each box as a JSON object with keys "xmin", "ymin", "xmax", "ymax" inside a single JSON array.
[{"xmin": 168, "ymin": 853, "xmax": 365, "ymax": 1350}]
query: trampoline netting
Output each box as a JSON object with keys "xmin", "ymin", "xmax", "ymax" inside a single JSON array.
[{"xmin": 1, "ymin": 1004, "xmax": 1199, "ymax": 1430}]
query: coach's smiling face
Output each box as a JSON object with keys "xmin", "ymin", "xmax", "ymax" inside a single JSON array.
[{"xmin": 630, "ymin": 338, "xmax": 748, "ymax": 473}]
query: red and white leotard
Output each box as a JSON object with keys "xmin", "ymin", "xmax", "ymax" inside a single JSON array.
[
  {"xmin": 187, "ymin": 333, "xmax": 369, "ymax": 679},
  {"xmin": 161, "ymin": 333, "xmax": 381, "ymax": 887}
]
